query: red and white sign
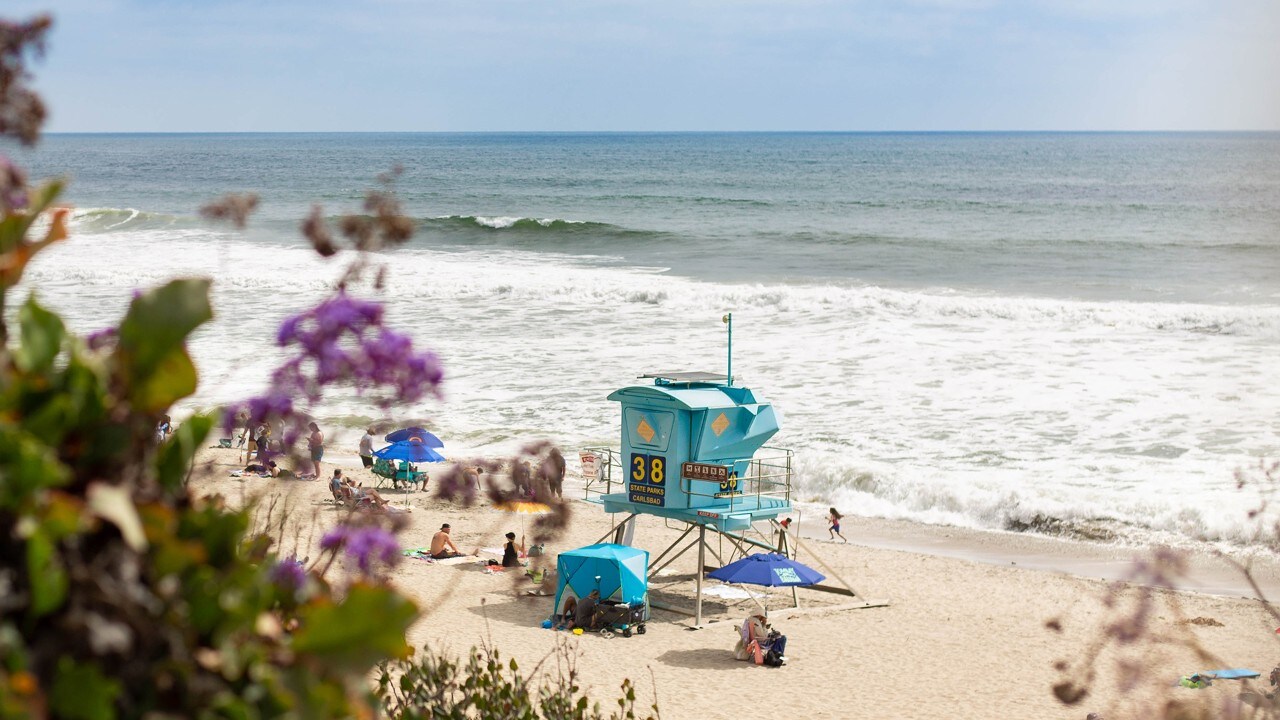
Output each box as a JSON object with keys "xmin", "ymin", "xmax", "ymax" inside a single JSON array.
[{"xmin": 579, "ymin": 451, "xmax": 600, "ymax": 481}]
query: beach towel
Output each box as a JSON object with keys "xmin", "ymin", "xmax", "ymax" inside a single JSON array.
[
  {"xmin": 1177, "ymin": 674, "xmax": 1212, "ymax": 689},
  {"xmin": 1203, "ymin": 669, "xmax": 1260, "ymax": 680},
  {"xmin": 401, "ymin": 548, "xmax": 436, "ymax": 562},
  {"xmin": 703, "ymin": 584, "xmax": 764, "ymax": 600},
  {"xmin": 433, "ymin": 555, "xmax": 480, "ymax": 566}
]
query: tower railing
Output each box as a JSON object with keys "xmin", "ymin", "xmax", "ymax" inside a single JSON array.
[{"xmin": 578, "ymin": 445, "xmax": 793, "ymax": 512}]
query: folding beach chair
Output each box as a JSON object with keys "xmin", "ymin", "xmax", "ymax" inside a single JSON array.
[{"xmin": 371, "ymin": 458, "xmax": 397, "ymax": 489}]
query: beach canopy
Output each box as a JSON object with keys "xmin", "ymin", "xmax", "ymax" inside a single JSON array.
[
  {"xmin": 553, "ymin": 543, "xmax": 649, "ymax": 620},
  {"xmin": 373, "ymin": 438, "xmax": 446, "ymax": 463},
  {"xmin": 383, "ymin": 426, "xmax": 444, "ymax": 448},
  {"xmin": 707, "ymin": 552, "xmax": 824, "ymax": 587}
]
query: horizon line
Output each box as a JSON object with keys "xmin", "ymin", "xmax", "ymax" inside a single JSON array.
[{"xmin": 28, "ymin": 128, "xmax": 1280, "ymax": 137}]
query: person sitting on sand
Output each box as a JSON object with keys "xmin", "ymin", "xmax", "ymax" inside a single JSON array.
[
  {"xmin": 501, "ymin": 532, "xmax": 525, "ymax": 568},
  {"xmin": 343, "ymin": 477, "xmax": 389, "ymax": 509},
  {"xmin": 574, "ymin": 589, "xmax": 601, "ymax": 631},
  {"xmin": 555, "ymin": 596, "xmax": 578, "ymax": 630},
  {"xmin": 329, "ymin": 469, "xmax": 346, "ymax": 502},
  {"xmin": 430, "ymin": 523, "xmax": 464, "ymax": 559},
  {"xmin": 734, "ymin": 612, "xmax": 787, "ymax": 666}
]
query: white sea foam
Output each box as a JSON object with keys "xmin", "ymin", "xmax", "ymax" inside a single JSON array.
[
  {"xmin": 20, "ymin": 227, "xmax": 1280, "ymax": 548},
  {"xmin": 473, "ymin": 216, "xmax": 522, "ymax": 229}
]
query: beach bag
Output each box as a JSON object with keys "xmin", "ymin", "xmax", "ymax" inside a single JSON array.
[{"xmin": 527, "ymin": 543, "xmax": 545, "ymax": 557}]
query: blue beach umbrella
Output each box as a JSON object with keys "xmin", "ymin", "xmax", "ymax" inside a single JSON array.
[
  {"xmin": 373, "ymin": 439, "xmax": 446, "ymax": 464},
  {"xmin": 707, "ymin": 553, "xmax": 825, "ymax": 587},
  {"xmin": 384, "ymin": 426, "xmax": 444, "ymax": 448}
]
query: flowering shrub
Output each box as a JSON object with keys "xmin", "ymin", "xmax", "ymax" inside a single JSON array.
[
  {"xmin": 378, "ymin": 642, "xmax": 657, "ymax": 720},
  {"xmin": 0, "ymin": 12, "xmax": 651, "ymax": 719}
]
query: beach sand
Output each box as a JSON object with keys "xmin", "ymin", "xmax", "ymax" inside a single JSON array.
[{"xmin": 194, "ymin": 445, "xmax": 1280, "ymax": 719}]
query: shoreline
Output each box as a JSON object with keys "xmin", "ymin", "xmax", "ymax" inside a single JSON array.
[
  {"xmin": 233, "ymin": 433, "xmax": 1280, "ymax": 601},
  {"xmin": 192, "ymin": 445, "xmax": 1280, "ymax": 718}
]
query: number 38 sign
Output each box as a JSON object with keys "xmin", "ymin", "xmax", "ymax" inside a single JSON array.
[{"xmin": 628, "ymin": 453, "xmax": 667, "ymax": 506}]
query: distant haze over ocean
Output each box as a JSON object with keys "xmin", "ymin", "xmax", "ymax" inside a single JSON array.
[{"xmin": 16, "ymin": 132, "xmax": 1280, "ymax": 551}]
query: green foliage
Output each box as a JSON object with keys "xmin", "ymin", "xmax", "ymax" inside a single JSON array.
[
  {"xmin": 0, "ymin": 34, "xmax": 650, "ymax": 715},
  {"xmin": 115, "ymin": 278, "xmax": 211, "ymax": 413},
  {"xmin": 294, "ymin": 583, "xmax": 417, "ymax": 672},
  {"xmin": 377, "ymin": 645, "xmax": 659, "ymax": 720},
  {"xmin": 0, "ymin": 181, "xmax": 429, "ymax": 719}
]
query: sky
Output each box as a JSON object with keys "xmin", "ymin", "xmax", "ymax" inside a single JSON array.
[{"xmin": 8, "ymin": 0, "xmax": 1280, "ymax": 132}]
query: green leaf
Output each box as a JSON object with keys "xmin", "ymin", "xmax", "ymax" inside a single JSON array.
[
  {"xmin": 0, "ymin": 179, "xmax": 64, "ymax": 255},
  {"xmin": 130, "ymin": 347, "xmax": 198, "ymax": 413},
  {"xmin": 26, "ymin": 529, "xmax": 68, "ymax": 617},
  {"xmin": 115, "ymin": 279, "xmax": 212, "ymax": 410},
  {"xmin": 86, "ymin": 483, "xmax": 147, "ymax": 552},
  {"xmin": 293, "ymin": 584, "xmax": 417, "ymax": 672},
  {"xmin": 154, "ymin": 412, "xmax": 213, "ymax": 492},
  {"xmin": 50, "ymin": 657, "xmax": 120, "ymax": 720},
  {"xmin": 14, "ymin": 294, "xmax": 66, "ymax": 373},
  {"xmin": 0, "ymin": 425, "xmax": 71, "ymax": 509},
  {"xmin": 0, "ymin": 181, "xmax": 69, "ymax": 290}
]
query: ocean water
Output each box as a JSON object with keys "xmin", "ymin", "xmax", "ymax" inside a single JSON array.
[{"xmin": 11, "ymin": 132, "xmax": 1280, "ymax": 551}]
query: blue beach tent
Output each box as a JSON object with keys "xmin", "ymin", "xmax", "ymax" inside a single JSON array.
[{"xmin": 553, "ymin": 543, "xmax": 649, "ymax": 621}]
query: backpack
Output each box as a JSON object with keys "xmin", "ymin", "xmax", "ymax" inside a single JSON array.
[{"xmin": 764, "ymin": 649, "xmax": 783, "ymax": 667}]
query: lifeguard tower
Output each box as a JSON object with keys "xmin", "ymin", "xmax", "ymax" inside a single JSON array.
[{"xmin": 581, "ymin": 318, "xmax": 883, "ymax": 625}]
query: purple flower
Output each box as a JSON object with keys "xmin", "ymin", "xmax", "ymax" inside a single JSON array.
[
  {"xmin": 320, "ymin": 525, "xmax": 400, "ymax": 575},
  {"xmin": 0, "ymin": 155, "xmax": 28, "ymax": 214},
  {"xmin": 343, "ymin": 526, "xmax": 400, "ymax": 573},
  {"xmin": 229, "ymin": 290, "xmax": 444, "ymax": 456},
  {"xmin": 269, "ymin": 559, "xmax": 306, "ymax": 590},
  {"xmin": 222, "ymin": 391, "xmax": 295, "ymax": 434},
  {"xmin": 85, "ymin": 327, "xmax": 117, "ymax": 350}
]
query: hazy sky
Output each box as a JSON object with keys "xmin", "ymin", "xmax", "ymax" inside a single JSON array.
[{"xmin": 9, "ymin": 0, "xmax": 1280, "ymax": 132}]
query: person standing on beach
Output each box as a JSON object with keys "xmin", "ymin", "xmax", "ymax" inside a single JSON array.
[
  {"xmin": 358, "ymin": 427, "xmax": 375, "ymax": 469},
  {"xmin": 828, "ymin": 508, "xmax": 847, "ymax": 543},
  {"xmin": 308, "ymin": 422, "xmax": 324, "ymax": 479},
  {"xmin": 235, "ymin": 412, "xmax": 250, "ymax": 449},
  {"xmin": 253, "ymin": 422, "xmax": 268, "ymax": 461}
]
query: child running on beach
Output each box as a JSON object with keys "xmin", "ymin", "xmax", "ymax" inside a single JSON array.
[{"xmin": 828, "ymin": 508, "xmax": 847, "ymax": 543}]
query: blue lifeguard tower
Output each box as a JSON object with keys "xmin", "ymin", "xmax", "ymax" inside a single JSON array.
[
  {"xmin": 583, "ymin": 369, "xmax": 798, "ymax": 624},
  {"xmin": 599, "ymin": 371, "xmax": 791, "ymax": 531},
  {"xmin": 580, "ymin": 316, "xmax": 884, "ymax": 625}
]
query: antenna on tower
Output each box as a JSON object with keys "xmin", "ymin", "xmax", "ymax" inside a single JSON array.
[{"xmin": 722, "ymin": 313, "xmax": 733, "ymax": 386}]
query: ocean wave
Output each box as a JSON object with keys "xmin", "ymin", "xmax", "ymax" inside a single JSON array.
[
  {"xmin": 793, "ymin": 454, "xmax": 1279, "ymax": 550},
  {"xmin": 376, "ymin": 266, "xmax": 1280, "ymax": 337},
  {"xmin": 426, "ymin": 214, "xmax": 607, "ymax": 232},
  {"xmin": 65, "ymin": 207, "xmax": 189, "ymax": 233},
  {"xmin": 413, "ymin": 215, "xmax": 673, "ymax": 248}
]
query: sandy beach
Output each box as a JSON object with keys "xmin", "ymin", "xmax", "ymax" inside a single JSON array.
[{"xmin": 193, "ymin": 444, "xmax": 1280, "ymax": 719}]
